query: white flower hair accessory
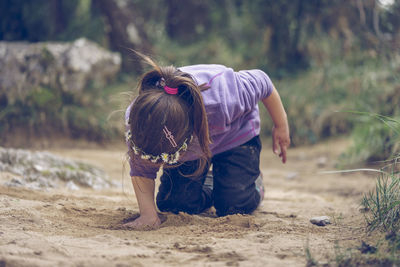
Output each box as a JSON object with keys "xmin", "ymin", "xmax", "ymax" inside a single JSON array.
[{"xmin": 125, "ymin": 128, "xmax": 192, "ymax": 165}]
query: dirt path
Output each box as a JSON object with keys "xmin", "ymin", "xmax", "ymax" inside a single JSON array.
[{"xmin": 0, "ymin": 139, "xmax": 376, "ymax": 267}]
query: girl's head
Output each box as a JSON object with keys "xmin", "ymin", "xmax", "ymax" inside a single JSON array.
[{"xmin": 126, "ymin": 54, "xmax": 211, "ymax": 173}]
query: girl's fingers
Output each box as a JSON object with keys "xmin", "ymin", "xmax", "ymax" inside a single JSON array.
[
  {"xmin": 280, "ymin": 144, "xmax": 287, "ymax": 163},
  {"xmin": 273, "ymin": 136, "xmax": 279, "ymax": 154}
]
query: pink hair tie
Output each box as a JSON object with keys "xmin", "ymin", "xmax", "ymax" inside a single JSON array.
[{"xmin": 164, "ymin": 85, "xmax": 178, "ymax": 95}]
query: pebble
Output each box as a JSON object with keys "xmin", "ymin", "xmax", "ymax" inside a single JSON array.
[
  {"xmin": 316, "ymin": 157, "xmax": 328, "ymax": 168},
  {"xmin": 310, "ymin": 216, "xmax": 331, "ymax": 226}
]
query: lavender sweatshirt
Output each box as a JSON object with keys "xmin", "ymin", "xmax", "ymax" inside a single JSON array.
[{"xmin": 126, "ymin": 64, "xmax": 274, "ymax": 178}]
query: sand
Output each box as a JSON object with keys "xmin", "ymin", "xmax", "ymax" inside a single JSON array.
[{"xmin": 0, "ymin": 138, "xmax": 376, "ymax": 267}]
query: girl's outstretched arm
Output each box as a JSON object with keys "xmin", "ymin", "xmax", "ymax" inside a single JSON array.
[
  {"xmin": 123, "ymin": 176, "xmax": 161, "ymax": 229},
  {"xmin": 261, "ymin": 87, "xmax": 290, "ymax": 163}
]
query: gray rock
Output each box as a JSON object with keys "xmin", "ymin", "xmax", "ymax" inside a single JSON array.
[
  {"xmin": 316, "ymin": 156, "xmax": 328, "ymax": 168},
  {"xmin": 0, "ymin": 147, "xmax": 119, "ymax": 190},
  {"xmin": 66, "ymin": 180, "xmax": 80, "ymax": 191},
  {"xmin": 0, "ymin": 38, "xmax": 121, "ymax": 103},
  {"xmin": 310, "ymin": 216, "xmax": 331, "ymax": 226}
]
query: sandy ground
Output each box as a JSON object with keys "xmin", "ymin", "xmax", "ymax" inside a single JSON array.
[{"xmin": 0, "ymin": 138, "xmax": 377, "ymax": 267}]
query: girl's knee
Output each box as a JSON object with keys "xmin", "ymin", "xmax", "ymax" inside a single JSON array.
[
  {"xmin": 214, "ymin": 189, "xmax": 261, "ymax": 217},
  {"xmin": 156, "ymin": 189, "xmax": 212, "ymax": 215}
]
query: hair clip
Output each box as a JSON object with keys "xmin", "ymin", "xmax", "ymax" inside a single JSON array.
[{"xmin": 163, "ymin": 126, "xmax": 177, "ymax": 147}]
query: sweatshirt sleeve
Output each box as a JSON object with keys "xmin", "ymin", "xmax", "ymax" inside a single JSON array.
[
  {"xmin": 182, "ymin": 65, "xmax": 275, "ymax": 127},
  {"xmin": 218, "ymin": 68, "xmax": 274, "ymax": 124},
  {"xmin": 236, "ymin": 69, "xmax": 274, "ymax": 106},
  {"xmin": 129, "ymin": 157, "xmax": 159, "ymax": 179}
]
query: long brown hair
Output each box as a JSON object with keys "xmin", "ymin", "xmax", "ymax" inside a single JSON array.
[{"xmin": 128, "ymin": 52, "xmax": 211, "ymax": 176}]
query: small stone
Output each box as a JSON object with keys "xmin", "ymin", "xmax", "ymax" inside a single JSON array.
[
  {"xmin": 316, "ymin": 157, "xmax": 328, "ymax": 168},
  {"xmin": 310, "ymin": 216, "xmax": 331, "ymax": 226}
]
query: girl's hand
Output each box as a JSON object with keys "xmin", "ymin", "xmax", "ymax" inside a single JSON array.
[
  {"xmin": 272, "ymin": 125, "xmax": 290, "ymax": 163},
  {"xmin": 128, "ymin": 176, "xmax": 160, "ymax": 230},
  {"xmin": 123, "ymin": 214, "xmax": 161, "ymax": 230},
  {"xmin": 262, "ymin": 88, "xmax": 290, "ymax": 163}
]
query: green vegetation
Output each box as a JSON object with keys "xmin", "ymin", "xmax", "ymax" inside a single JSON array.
[
  {"xmin": 0, "ymin": 81, "xmax": 130, "ymax": 143},
  {"xmin": 311, "ymin": 117, "xmax": 400, "ymax": 266},
  {"xmin": 0, "ymin": 0, "xmax": 106, "ymax": 44},
  {"xmin": 358, "ymin": 118, "xmax": 400, "ymax": 265},
  {"xmin": 363, "ymin": 161, "xmax": 400, "ymax": 232},
  {"xmin": 340, "ymin": 114, "xmax": 400, "ymax": 167},
  {"xmin": 1, "ymin": 0, "xmax": 399, "ymax": 156},
  {"xmin": 260, "ymin": 53, "xmax": 400, "ymax": 150},
  {"xmin": 1, "ymin": 1, "xmax": 400, "ymax": 264}
]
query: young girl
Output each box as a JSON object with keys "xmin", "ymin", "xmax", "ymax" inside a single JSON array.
[{"xmin": 124, "ymin": 55, "xmax": 290, "ymax": 229}]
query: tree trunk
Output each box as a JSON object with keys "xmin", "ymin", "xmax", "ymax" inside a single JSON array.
[
  {"xmin": 165, "ymin": 0, "xmax": 210, "ymax": 44},
  {"xmin": 94, "ymin": 0, "xmax": 152, "ymax": 73}
]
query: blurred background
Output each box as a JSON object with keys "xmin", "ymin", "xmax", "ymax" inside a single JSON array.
[{"xmin": 0, "ymin": 0, "xmax": 399, "ymax": 167}]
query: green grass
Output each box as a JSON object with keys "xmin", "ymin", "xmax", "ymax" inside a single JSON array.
[
  {"xmin": 155, "ymin": 35, "xmax": 400, "ymax": 163},
  {"xmin": 2, "ymin": 33, "xmax": 399, "ymax": 158},
  {"xmin": 355, "ymin": 155, "xmax": 400, "ymax": 265},
  {"xmin": 303, "ymin": 114, "xmax": 400, "ymax": 266},
  {"xmin": 0, "ymin": 78, "xmax": 133, "ymax": 144},
  {"xmin": 339, "ymin": 114, "xmax": 400, "ymax": 167},
  {"xmin": 265, "ymin": 55, "xmax": 400, "ymax": 147},
  {"xmin": 304, "ymin": 244, "xmax": 318, "ymax": 267},
  {"xmin": 337, "ymin": 116, "xmax": 400, "ymax": 266},
  {"xmin": 362, "ymin": 158, "xmax": 400, "ymax": 233}
]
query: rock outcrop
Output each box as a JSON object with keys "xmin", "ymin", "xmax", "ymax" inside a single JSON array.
[
  {"xmin": 0, "ymin": 38, "xmax": 121, "ymax": 104},
  {"xmin": 0, "ymin": 147, "xmax": 119, "ymax": 190}
]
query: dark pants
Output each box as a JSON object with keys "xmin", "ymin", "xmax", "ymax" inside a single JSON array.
[{"xmin": 156, "ymin": 136, "xmax": 262, "ymax": 217}]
